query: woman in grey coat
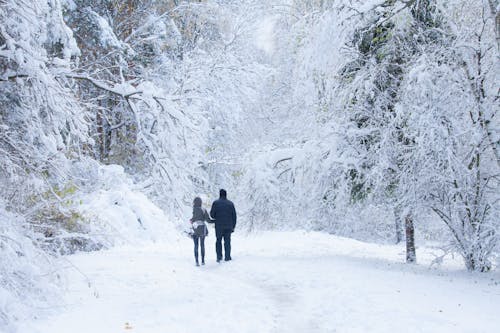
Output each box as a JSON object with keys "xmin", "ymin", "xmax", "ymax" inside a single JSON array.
[{"xmin": 190, "ymin": 197, "xmax": 211, "ymax": 266}]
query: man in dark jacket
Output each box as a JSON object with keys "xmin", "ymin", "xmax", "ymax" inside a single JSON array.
[{"xmin": 209, "ymin": 189, "xmax": 237, "ymax": 262}]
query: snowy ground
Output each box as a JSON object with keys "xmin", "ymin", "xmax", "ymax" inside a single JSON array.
[{"xmin": 21, "ymin": 231, "xmax": 500, "ymax": 333}]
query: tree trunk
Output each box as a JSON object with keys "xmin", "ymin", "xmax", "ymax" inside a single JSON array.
[
  {"xmin": 487, "ymin": 0, "xmax": 500, "ymax": 51},
  {"xmin": 96, "ymin": 107, "xmax": 104, "ymax": 161},
  {"xmin": 464, "ymin": 250, "xmax": 491, "ymax": 272},
  {"xmin": 405, "ymin": 214, "xmax": 416, "ymax": 263}
]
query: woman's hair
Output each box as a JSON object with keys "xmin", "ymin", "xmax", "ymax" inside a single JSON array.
[{"xmin": 193, "ymin": 197, "xmax": 202, "ymax": 207}]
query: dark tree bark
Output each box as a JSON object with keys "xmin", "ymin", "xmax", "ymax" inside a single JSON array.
[
  {"xmin": 405, "ymin": 214, "xmax": 416, "ymax": 263},
  {"xmin": 96, "ymin": 106, "xmax": 105, "ymax": 160}
]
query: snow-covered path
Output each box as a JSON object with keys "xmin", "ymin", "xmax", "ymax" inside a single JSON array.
[{"xmin": 23, "ymin": 232, "xmax": 500, "ymax": 333}]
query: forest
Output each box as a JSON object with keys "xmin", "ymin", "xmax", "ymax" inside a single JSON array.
[{"xmin": 1, "ymin": 0, "xmax": 499, "ymax": 331}]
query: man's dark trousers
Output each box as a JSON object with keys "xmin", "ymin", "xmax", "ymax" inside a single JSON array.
[{"xmin": 216, "ymin": 228, "xmax": 232, "ymax": 261}]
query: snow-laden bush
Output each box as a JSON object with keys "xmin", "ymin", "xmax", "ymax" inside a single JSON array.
[
  {"xmin": 33, "ymin": 161, "xmax": 179, "ymax": 254},
  {"xmin": 0, "ymin": 202, "xmax": 60, "ymax": 332},
  {"xmin": 76, "ymin": 164, "xmax": 178, "ymax": 247}
]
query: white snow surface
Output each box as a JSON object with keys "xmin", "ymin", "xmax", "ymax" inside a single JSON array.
[{"xmin": 21, "ymin": 231, "xmax": 500, "ymax": 333}]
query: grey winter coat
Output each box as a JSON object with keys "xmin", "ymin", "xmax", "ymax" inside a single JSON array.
[
  {"xmin": 191, "ymin": 207, "xmax": 211, "ymax": 237},
  {"xmin": 191, "ymin": 206, "xmax": 211, "ymax": 223}
]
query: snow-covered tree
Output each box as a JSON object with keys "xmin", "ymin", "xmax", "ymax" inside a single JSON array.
[
  {"xmin": 233, "ymin": 0, "xmax": 498, "ymax": 271},
  {"xmin": 0, "ymin": 0, "xmax": 89, "ymax": 328},
  {"xmin": 395, "ymin": 0, "xmax": 499, "ymax": 271},
  {"xmin": 0, "ymin": 0, "xmax": 90, "ymax": 224}
]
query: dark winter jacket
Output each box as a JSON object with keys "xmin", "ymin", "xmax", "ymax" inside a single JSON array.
[{"xmin": 209, "ymin": 198, "xmax": 237, "ymax": 231}]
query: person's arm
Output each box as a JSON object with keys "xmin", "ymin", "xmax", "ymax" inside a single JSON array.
[
  {"xmin": 190, "ymin": 208, "xmax": 195, "ymax": 223},
  {"xmin": 204, "ymin": 208, "xmax": 214, "ymax": 223},
  {"xmin": 209, "ymin": 202, "xmax": 216, "ymax": 223},
  {"xmin": 231, "ymin": 203, "xmax": 237, "ymax": 231}
]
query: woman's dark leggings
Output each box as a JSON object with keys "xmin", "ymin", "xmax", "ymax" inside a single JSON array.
[{"xmin": 193, "ymin": 236, "xmax": 205, "ymax": 263}]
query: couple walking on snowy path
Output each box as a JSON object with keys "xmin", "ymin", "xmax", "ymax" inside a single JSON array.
[{"xmin": 189, "ymin": 189, "xmax": 237, "ymax": 266}]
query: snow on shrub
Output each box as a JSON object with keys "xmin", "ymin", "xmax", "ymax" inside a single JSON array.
[
  {"xmin": 0, "ymin": 202, "xmax": 60, "ymax": 332},
  {"xmin": 76, "ymin": 164, "xmax": 177, "ymax": 247}
]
